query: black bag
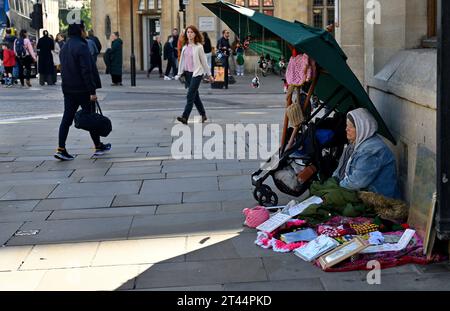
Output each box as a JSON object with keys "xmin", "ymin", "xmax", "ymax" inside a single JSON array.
[{"xmin": 74, "ymin": 101, "xmax": 112, "ymax": 137}]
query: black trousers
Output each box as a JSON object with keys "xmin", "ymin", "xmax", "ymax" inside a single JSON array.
[
  {"xmin": 164, "ymin": 55, "xmax": 178, "ymax": 77},
  {"xmin": 17, "ymin": 55, "xmax": 32, "ymax": 86},
  {"xmin": 58, "ymin": 92, "xmax": 101, "ymax": 149},
  {"xmin": 148, "ymin": 60, "xmax": 163, "ymax": 75},
  {"xmin": 111, "ymin": 74, "xmax": 122, "ymax": 84},
  {"xmin": 182, "ymin": 72, "xmax": 206, "ymax": 119}
]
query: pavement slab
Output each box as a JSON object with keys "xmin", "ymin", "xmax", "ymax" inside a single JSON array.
[
  {"xmin": 182, "ymin": 190, "xmax": 253, "ymax": 203},
  {"xmin": 34, "ymin": 196, "xmax": 115, "ymax": 211},
  {"xmin": 134, "ymin": 258, "xmax": 267, "ymax": 289},
  {"xmin": 80, "ymin": 173, "xmax": 165, "ymax": 183},
  {"xmin": 140, "ymin": 177, "xmax": 218, "ymax": 194},
  {"xmin": 0, "ymin": 246, "xmax": 33, "ymax": 272},
  {"xmin": 223, "ymin": 278, "xmax": 325, "ymax": 291},
  {"xmin": 0, "ymin": 211, "xmax": 52, "ymax": 223},
  {"xmin": 0, "ymin": 200, "xmax": 39, "ymax": 213},
  {"xmin": 92, "ymin": 237, "xmax": 187, "ymax": 267},
  {"xmin": 155, "ymin": 202, "xmax": 221, "ymax": 215},
  {"xmin": 0, "ymin": 270, "xmax": 47, "ymax": 291},
  {"xmin": 36, "ymin": 265, "xmax": 140, "ymax": 291},
  {"xmin": 20, "ymin": 242, "xmax": 99, "ymax": 271},
  {"xmin": 113, "ymin": 192, "xmax": 182, "ymax": 207},
  {"xmin": 1, "ymin": 184, "xmax": 58, "ymax": 201},
  {"xmin": 49, "ymin": 206, "xmax": 157, "ymax": 220},
  {"xmin": 6, "ymin": 217, "xmax": 134, "ymax": 246},
  {"xmin": 48, "ymin": 181, "xmax": 142, "ymax": 198},
  {"xmin": 0, "ymin": 222, "xmax": 24, "ymax": 245},
  {"xmin": 128, "ymin": 212, "xmax": 245, "ymax": 239}
]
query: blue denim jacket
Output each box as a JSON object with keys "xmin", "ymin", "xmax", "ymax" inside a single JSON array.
[{"xmin": 334, "ymin": 135, "xmax": 401, "ymax": 199}]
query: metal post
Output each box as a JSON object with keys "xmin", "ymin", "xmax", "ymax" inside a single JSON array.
[
  {"xmin": 183, "ymin": 8, "xmax": 186, "ymax": 29},
  {"xmin": 130, "ymin": 0, "xmax": 137, "ymax": 87},
  {"xmin": 436, "ymin": 0, "xmax": 450, "ymax": 239}
]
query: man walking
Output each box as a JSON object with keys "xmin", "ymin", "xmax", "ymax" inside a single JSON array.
[
  {"xmin": 147, "ymin": 36, "xmax": 163, "ymax": 78},
  {"xmin": 54, "ymin": 20, "xmax": 111, "ymax": 161},
  {"xmin": 216, "ymin": 29, "xmax": 231, "ymax": 89}
]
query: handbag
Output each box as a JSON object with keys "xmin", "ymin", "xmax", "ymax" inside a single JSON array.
[{"xmin": 74, "ymin": 101, "xmax": 112, "ymax": 137}]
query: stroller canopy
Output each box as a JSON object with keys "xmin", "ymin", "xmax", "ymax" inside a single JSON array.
[{"xmin": 203, "ymin": 1, "xmax": 396, "ymax": 144}]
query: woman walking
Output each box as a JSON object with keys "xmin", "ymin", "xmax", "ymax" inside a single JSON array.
[{"xmin": 176, "ymin": 25, "xmax": 213, "ymax": 125}]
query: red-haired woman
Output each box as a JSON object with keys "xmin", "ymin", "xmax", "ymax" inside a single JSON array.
[{"xmin": 176, "ymin": 25, "xmax": 213, "ymax": 125}]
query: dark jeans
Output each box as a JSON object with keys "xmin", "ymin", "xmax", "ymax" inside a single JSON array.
[
  {"xmin": 111, "ymin": 74, "xmax": 122, "ymax": 84},
  {"xmin": 58, "ymin": 92, "xmax": 101, "ymax": 149},
  {"xmin": 182, "ymin": 71, "xmax": 206, "ymax": 119},
  {"xmin": 164, "ymin": 55, "xmax": 178, "ymax": 77},
  {"xmin": 148, "ymin": 60, "xmax": 163, "ymax": 75},
  {"xmin": 17, "ymin": 55, "xmax": 32, "ymax": 86}
]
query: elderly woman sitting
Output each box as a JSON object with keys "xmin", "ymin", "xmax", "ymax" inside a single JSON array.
[{"xmin": 333, "ymin": 108, "xmax": 400, "ymax": 199}]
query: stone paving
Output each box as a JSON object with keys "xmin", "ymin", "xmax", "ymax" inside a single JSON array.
[{"xmin": 0, "ymin": 73, "xmax": 449, "ymax": 291}]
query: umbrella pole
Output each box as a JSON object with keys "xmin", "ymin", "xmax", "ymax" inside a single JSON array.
[{"xmin": 284, "ymin": 73, "xmax": 319, "ymax": 152}]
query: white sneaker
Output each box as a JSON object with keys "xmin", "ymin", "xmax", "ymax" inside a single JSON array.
[{"xmin": 164, "ymin": 76, "xmax": 172, "ymax": 81}]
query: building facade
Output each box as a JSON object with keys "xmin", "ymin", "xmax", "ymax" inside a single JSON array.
[
  {"xmin": 2, "ymin": 0, "xmax": 60, "ymax": 38},
  {"xmin": 335, "ymin": 0, "xmax": 437, "ymax": 203},
  {"xmin": 91, "ymin": 0, "xmax": 334, "ymax": 71}
]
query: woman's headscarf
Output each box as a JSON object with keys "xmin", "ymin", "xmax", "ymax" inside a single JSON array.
[
  {"xmin": 335, "ymin": 108, "xmax": 379, "ymax": 180},
  {"xmin": 348, "ymin": 108, "xmax": 378, "ymax": 150}
]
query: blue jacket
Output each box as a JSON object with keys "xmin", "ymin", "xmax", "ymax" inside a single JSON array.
[
  {"xmin": 60, "ymin": 36, "xmax": 101, "ymax": 95},
  {"xmin": 335, "ymin": 135, "xmax": 401, "ymax": 199}
]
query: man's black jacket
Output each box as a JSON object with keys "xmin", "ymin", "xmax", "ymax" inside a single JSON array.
[{"xmin": 60, "ymin": 36, "xmax": 101, "ymax": 95}]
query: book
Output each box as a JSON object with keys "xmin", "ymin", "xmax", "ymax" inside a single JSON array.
[{"xmin": 294, "ymin": 235, "xmax": 340, "ymax": 262}]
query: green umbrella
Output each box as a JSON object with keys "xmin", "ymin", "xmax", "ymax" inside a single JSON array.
[{"xmin": 203, "ymin": 1, "xmax": 396, "ymax": 144}]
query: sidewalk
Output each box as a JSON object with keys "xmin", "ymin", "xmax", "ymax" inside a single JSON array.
[{"xmin": 0, "ymin": 74, "xmax": 449, "ymax": 291}]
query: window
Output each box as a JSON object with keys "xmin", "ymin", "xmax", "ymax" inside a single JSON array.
[
  {"xmin": 138, "ymin": 0, "xmax": 161, "ymax": 11},
  {"xmin": 427, "ymin": 0, "xmax": 437, "ymax": 38},
  {"xmin": 312, "ymin": 0, "xmax": 335, "ymax": 30},
  {"xmin": 233, "ymin": 0, "xmax": 274, "ymax": 16}
]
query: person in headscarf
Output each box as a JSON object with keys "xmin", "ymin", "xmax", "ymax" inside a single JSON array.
[
  {"xmin": 37, "ymin": 30, "xmax": 55, "ymax": 85},
  {"xmin": 333, "ymin": 108, "xmax": 400, "ymax": 199}
]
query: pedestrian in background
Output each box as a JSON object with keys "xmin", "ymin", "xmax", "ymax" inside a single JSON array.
[
  {"xmin": 55, "ymin": 20, "xmax": 110, "ymax": 161},
  {"xmin": 14, "ymin": 29, "xmax": 37, "ymax": 88},
  {"xmin": 176, "ymin": 25, "xmax": 213, "ymax": 125},
  {"xmin": 88, "ymin": 30, "xmax": 102, "ymax": 63},
  {"xmin": 216, "ymin": 29, "xmax": 231, "ymax": 89},
  {"xmin": 147, "ymin": 36, "xmax": 163, "ymax": 78},
  {"xmin": 202, "ymin": 32, "xmax": 212, "ymax": 68},
  {"xmin": 1, "ymin": 42, "xmax": 16, "ymax": 87},
  {"xmin": 163, "ymin": 35, "xmax": 174, "ymax": 80},
  {"xmin": 37, "ymin": 30, "xmax": 55, "ymax": 86},
  {"xmin": 86, "ymin": 35, "xmax": 99, "ymax": 62},
  {"xmin": 56, "ymin": 33, "xmax": 66, "ymax": 49},
  {"xmin": 50, "ymin": 34, "xmax": 60, "ymax": 84},
  {"xmin": 109, "ymin": 31, "xmax": 123, "ymax": 86}
]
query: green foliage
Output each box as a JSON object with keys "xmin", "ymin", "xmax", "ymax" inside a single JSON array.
[{"xmin": 59, "ymin": 3, "xmax": 92, "ymax": 35}]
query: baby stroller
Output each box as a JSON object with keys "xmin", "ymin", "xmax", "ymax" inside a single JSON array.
[{"xmin": 251, "ymin": 94, "xmax": 348, "ymax": 207}]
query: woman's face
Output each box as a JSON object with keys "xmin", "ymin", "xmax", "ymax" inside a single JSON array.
[
  {"xmin": 186, "ymin": 28, "xmax": 196, "ymax": 42},
  {"xmin": 346, "ymin": 119, "xmax": 357, "ymax": 144}
]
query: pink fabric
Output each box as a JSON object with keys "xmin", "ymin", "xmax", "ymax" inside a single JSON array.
[
  {"xmin": 243, "ymin": 206, "xmax": 270, "ymax": 229},
  {"xmin": 24, "ymin": 38, "xmax": 37, "ymax": 60},
  {"xmin": 255, "ymin": 219, "xmax": 308, "ymax": 253},
  {"xmin": 184, "ymin": 45, "xmax": 194, "ymax": 72},
  {"xmin": 285, "ymin": 53, "xmax": 316, "ymax": 86}
]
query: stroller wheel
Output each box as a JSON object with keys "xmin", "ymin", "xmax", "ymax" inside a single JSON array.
[{"xmin": 254, "ymin": 185, "xmax": 278, "ymax": 207}]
